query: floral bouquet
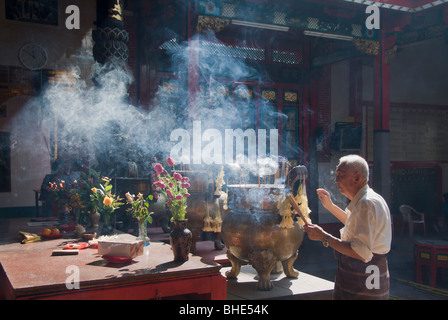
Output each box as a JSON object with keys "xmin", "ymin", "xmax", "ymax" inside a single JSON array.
[
  {"xmin": 47, "ymin": 179, "xmax": 81, "ymax": 223},
  {"xmin": 152, "ymin": 157, "xmax": 191, "ymax": 221},
  {"xmin": 47, "ymin": 179, "xmax": 78, "ymax": 207},
  {"xmin": 90, "ymin": 177, "xmax": 123, "ymax": 235},
  {"xmin": 125, "ymin": 192, "xmax": 154, "ymax": 223},
  {"xmin": 125, "ymin": 192, "xmax": 153, "ymax": 244}
]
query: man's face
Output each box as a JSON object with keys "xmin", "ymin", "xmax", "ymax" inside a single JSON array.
[{"xmin": 334, "ymin": 164, "xmax": 357, "ymax": 199}]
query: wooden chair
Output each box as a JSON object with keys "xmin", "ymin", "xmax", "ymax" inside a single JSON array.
[{"xmin": 399, "ymin": 205, "xmax": 426, "ymax": 237}]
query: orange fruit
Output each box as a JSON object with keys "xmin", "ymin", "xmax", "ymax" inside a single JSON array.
[
  {"xmin": 41, "ymin": 228, "xmax": 51, "ymax": 236},
  {"xmin": 50, "ymin": 228, "xmax": 60, "ymax": 235}
]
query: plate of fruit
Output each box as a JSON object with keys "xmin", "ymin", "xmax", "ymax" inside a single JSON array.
[{"xmin": 39, "ymin": 227, "xmax": 63, "ymax": 239}]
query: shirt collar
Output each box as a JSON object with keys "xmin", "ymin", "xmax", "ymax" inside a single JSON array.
[{"xmin": 347, "ymin": 184, "xmax": 369, "ymax": 212}]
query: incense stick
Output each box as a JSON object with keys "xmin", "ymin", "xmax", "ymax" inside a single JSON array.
[{"xmin": 287, "ymin": 194, "xmax": 309, "ymax": 226}]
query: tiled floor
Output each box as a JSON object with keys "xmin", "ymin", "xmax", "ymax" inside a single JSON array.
[{"xmin": 1, "ymin": 217, "xmax": 448, "ymax": 300}]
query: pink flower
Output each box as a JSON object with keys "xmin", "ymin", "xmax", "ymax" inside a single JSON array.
[
  {"xmin": 153, "ymin": 193, "xmax": 158, "ymax": 200},
  {"xmin": 167, "ymin": 157, "xmax": 175, "ymax": 166},
  {"xmin": 175, "ymin": 195, "xmax": 182, "ymax": 200},
  {"xmin": 173, "ymin": 173, "xmax": 182, "ymax": 181},
  {"xmin": 184, "ymin": 193, "xmax": 191, "ymax": 198},
  {"xmin": 167, "ymin": 200, "xmax": 172, "ymax": 206},
  {"xmin": 166, "ymin": 189, "xmax": 173, "ymax": 199},
  {"xmin": 154, "ymin": 163, "xmax": 164, "ymax": 174},
  {"xmin": 169, "ymin": 182, "xmax": 174, "ymax": 188},
  {"xmin": 156, "ymin": 180, "xmax": 166, "ymax": 189},
  {"xmin": 181, "ymin": 183, "xmax": 191, "ymax": 189}
]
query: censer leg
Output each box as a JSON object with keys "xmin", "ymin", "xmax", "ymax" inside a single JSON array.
[
  {"xmin": 282, "ymin": 251, "xmax": 299, "ymax": 278},
  {"xmin": 248, "ymin": 250, "xmax": 276, "ymax": 291},
  {"xmin": 225, "ymin": 251, "xmax": 242, "ymax": 279}
]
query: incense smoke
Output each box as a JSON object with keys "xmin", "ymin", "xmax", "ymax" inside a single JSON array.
[{"xmin": 10, "ymin": 31, "xmax": 297, "ymax": 184}]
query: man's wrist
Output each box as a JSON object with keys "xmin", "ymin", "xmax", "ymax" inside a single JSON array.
[{"xmin": 322, "ymin": 234, "xmax": 331, "ymax": 247}]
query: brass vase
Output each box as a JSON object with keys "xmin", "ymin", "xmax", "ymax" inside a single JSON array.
[
  {"xmin": 90, "ymin": 210, "xmax": 101, "ymax": 228},
  {"xmin": 169, "ymin": 220, "xmax": 192, "ymax": 262}
]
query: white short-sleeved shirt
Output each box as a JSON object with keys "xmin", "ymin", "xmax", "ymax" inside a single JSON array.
[{"xmin": 340, "ymin": 185, "xmax": 392, "ymax": 263}]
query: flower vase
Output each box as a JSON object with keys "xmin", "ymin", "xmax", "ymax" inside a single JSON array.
[
  {"xmin": 169, "ymin": 220, "xmax": 192, "ymax": 262},
  {"xmin": 136, "ymin": 218, "xmax": 150, "ymax": 246},
  {"xmin": 99, "ymin": 211, "xmax": 114, "ymax": 236},
  {"xmin": 59, "ymin": 204, "xmax": 70, "ymax": 224},
  {"xmin": 90, "ymin": 210, "xmax": 100, "ymax": 228}
]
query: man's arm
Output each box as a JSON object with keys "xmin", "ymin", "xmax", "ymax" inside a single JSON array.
[
  {"xmin": 317, "ymin": 188, "xmax": 347, "ymax": 224},
  {"xmin": 304, "ymin": 224, "xmax": 365, "ymax": 262}
]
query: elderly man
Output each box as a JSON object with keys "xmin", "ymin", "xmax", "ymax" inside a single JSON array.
[{"xmin": 304, "ymin": 154, "xmax": 392, "ymax": 300}]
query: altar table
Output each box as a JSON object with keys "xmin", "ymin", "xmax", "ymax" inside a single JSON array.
[{"xmin": 0, "ymin": 238, "xmax": 226, "ymax": 300}]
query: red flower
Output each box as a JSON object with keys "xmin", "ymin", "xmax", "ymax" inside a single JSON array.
[
  {"xmin": 167, "ymin": 157, "xmax": 175, "ymax": 166},
  {"xmin": 154, "ymin": 163, "xmax": 164, "ymax": 175},
  {"xmin": 173, "ymin": 172, "xmax": 182, "ymax": 181}
]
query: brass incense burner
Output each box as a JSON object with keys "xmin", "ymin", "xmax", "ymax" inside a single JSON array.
[{"xmin": 221, "ymin": 166, "xmax": 308, "ymax": 291}]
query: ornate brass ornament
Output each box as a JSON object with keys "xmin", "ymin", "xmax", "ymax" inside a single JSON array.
[
  {"xmin": 261, "ymin": 89, "xmax": 276, "ymax": 101},
  {"xmin": 108, "ymin": 0, "xmax": 123, "ymax": 21},
  {"xmin": 196, "ymin": 16, "xmax": 230, "ymax": 34},
  {"xmin": 353, "ymin": 38, "xmax": 380, "ymax": 56},
  {"xmin": 284, "ymin": 91, "xmax": 298, "ymax": 103}
]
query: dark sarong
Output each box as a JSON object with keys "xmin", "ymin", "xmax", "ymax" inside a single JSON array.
[{"xmin": 333, "ymin": 252, "xmax": 390, "ymax": 300}]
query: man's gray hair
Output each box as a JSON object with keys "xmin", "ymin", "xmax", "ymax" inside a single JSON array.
[{"xmin": 338, "ymin": 154, "xmax": 369, "ymax": 181}]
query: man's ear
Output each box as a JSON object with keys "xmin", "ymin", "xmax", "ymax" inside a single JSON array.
[{"xmin": 353, "ymin": 171, "xmax": 362, "ymax": 183}]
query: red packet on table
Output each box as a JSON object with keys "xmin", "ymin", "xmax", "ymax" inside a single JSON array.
[{"xmin": 63, "ymin": 243, "xmax": 89, "ymax": 250}]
